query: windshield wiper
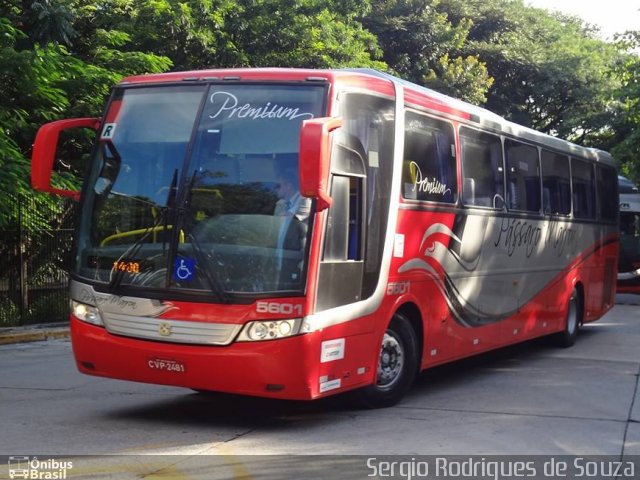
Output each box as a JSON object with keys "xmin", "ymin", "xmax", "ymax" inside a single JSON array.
[
  {"xmin": 171, "ymin": 170, "xmax": 230, "ymax": 303},
  {"xmin": 108, "ymin": 169, "xmax": 178, "ymax": 293},
  {"xmin": 186, "ymin": 231, "xmax": 230, "ymax": 304},
  {"xmin": 108, "ymin": 206, "xmax": 169, "ymax": 292}
]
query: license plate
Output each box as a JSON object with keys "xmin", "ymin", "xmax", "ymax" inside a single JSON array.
[{"xmin": 147, "ymin": 357, "xmax": 186, "ymax": 373}]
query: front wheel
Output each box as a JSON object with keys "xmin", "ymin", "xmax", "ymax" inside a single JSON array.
[
  {"xmin": 355, "ymin": 313, "xmax": 419, "ymax": 409},
  {"xmin": 554, "ymin": 287, "xmax": 581, "ymax": 348}
]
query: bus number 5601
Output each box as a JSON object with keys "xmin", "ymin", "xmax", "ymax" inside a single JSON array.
[{"xmin": 256, "ymin": 301, "xmax": 303, "ymax": 316}]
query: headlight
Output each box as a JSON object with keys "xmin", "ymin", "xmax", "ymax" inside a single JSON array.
[
  {"xmin": 237, "ymin": 319, "xmax": 302, "ymax": 342},
  {"xmin": 71, "ymin": 300, "xmax": 104, "ymax": 326}
]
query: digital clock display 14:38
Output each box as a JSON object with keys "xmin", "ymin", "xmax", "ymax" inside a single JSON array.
[{"xmin": 113, "ymin": 260, "xmax": 141, "ymax": 274}]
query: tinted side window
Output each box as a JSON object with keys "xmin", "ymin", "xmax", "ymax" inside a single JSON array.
[
  {"xmin": 460, "ymin": 128, "xmax": 504, "ymax": 209},
  {"xmin": 572, "ymin": 159, "xmax": 596, "ymax": 219},
  {"xmin": 541, "ymin": 150, "xmax": 571, "ymax": 215},
  {"xmin": 505, "ymin": 139, "xmax": 540, "ymax": 212},
  {"xmin": 402, "ymin": 111, "xmax": 457, "ymax": 203},
  {"xmin": 597, "ymin": 165, "xmax": 618, "ymax": 222}
]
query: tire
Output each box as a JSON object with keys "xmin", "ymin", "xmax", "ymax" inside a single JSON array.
[
  {"xmin": 554, "ymin": 287, "xmax": 581, "ymax": 348},
  {"xmin": 355, "ymin": 313, "xmax": 419, "ymax": 409}
]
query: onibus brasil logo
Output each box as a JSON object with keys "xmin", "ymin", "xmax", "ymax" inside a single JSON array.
[{"xmin": 8, "ymin": 456, "xmax": 73, "ymax": 479}]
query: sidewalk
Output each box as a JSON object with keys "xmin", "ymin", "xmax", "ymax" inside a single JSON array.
[{"xmin": 0, "ymin": 322, "xmax": 70, "ymax": 345}]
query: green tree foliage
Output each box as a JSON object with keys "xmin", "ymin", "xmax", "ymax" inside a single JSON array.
[
  {"xmin": 227, "ymin": 0, "xmax": 384, "ymax": 69},
  {"xmin": 0, "ymin": 0, "xmax": 171, "ymax": 229},
  {"xmin": 362, "ymin": 0, "xmax": 493, "ymax": 104},
  {"xmin": 0, "ymin": 16, "xmax": 74, "ymax": 230},
  {"xmin": 610, "ymin": 32, "xmax": 640, "ymax": 181},
  {"xmin": 71, "ymin": 0, "xmax": 235, "ymax": 69},
  {"xmin": 72, "ymin": 0, "xmax": 384, "ymax": 71},
  {"xmin": 20, "ymin": 0, "xmax": 76, "ymax": 47},
  {"xmin": 436, "ymin": 0, "xmax": 622, "ymax": 144}
]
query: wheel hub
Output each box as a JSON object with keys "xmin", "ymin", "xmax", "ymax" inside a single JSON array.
[{"xmin": 377, "ymin": 332, "xmax": 404, "ymax": 388}]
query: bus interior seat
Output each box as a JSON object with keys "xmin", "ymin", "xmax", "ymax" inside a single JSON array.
[{"xmin": 402, "ymin": 160, "xmax": 418, "ymax": 199}]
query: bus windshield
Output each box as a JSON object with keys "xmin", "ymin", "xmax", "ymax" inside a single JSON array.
[{"xmin": 74, "ymin": 83, "xmax": 327, "ymax": 298}]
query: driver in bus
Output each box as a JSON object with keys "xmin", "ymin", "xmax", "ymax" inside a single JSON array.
[
  {"xmin": 273, "ymin": 166, "xmax": 310, "ymax": 281},
  {"xmin": 274, "ymin": 166, "xmax": 311, "ymax": 221}
]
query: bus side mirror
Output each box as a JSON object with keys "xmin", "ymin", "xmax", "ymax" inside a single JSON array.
[
  {"xmin": 299, "ymin": 117, "xmax": 343, "ymax": 212},
  {"xmin": 31, "ymin": 117, "xmax": 100, "ymax": 200}
]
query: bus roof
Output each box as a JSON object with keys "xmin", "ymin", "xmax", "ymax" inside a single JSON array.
[
  {"xmin": 120, "ymin": 67, "xmax": 616, "ymax": 167},
  {"xmin": 348, "ymin": 69, "xmax": 616, "ymax": 167}
]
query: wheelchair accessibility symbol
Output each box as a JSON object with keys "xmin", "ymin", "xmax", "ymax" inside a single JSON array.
[{"xmin": 173, "ymin": 257, "xmax": 196, "ymax": 282}]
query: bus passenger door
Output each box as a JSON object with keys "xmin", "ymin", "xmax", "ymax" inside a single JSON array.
[{"xmin": 316, "ymin": 140, "xmax": 366, "ymax": 311}]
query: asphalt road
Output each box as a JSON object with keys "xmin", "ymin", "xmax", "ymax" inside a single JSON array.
[{"xmin": 1, "ymin": 295, "xmax": 640, "ymax": 478}]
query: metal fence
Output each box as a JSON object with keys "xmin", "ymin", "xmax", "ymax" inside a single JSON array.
[{"xmin": 0, "ymin": 194, "xmax": 77, "ymax": 327}]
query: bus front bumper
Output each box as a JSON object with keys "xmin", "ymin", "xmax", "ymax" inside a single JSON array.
[{"xmin": 70, "ymin": 316, "xmax": 323, "ymax": 400}]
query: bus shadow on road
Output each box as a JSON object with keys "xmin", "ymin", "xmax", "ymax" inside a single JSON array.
[
  {"xmin": 102, "ymin": 334, "xmax": 582, "ymax": 428},
  {"xmin": 102, "ymin": 385, "xmax": 354, "ymax": 428}
]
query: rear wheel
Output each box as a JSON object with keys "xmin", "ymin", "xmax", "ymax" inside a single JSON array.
[
  {"xmin": 555, "ymin": 287, "xmax": 581, "ymax": 348},
  {"xmin": 356, "ymin": 313, "xmax": 419, "ymax": 408}
]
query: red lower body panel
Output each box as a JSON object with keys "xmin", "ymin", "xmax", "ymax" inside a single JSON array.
[{"xmin": 71, "ymin": 316, "xmax": 377, "ymax": 400}]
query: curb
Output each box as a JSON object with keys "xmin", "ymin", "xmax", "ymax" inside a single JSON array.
[{"xmin": 0, "ymin": 326, "xmax": 70, "ymax": 345}]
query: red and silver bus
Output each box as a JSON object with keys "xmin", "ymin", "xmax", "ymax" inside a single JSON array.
[
  {"xmin": 31, "ymin": 68, "xmax": 618, "ymax": 407},
  {"xmin": 618, "ymin": 175, "xmax": 640, "ymax": 294}
]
